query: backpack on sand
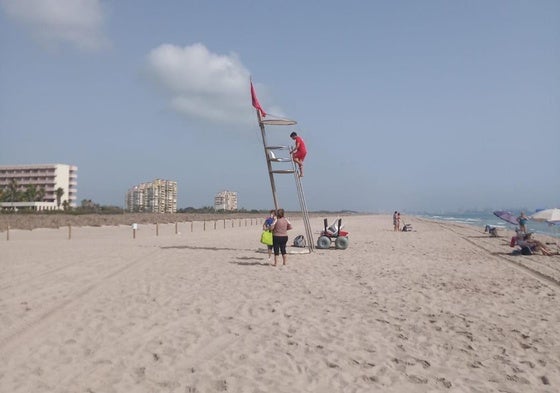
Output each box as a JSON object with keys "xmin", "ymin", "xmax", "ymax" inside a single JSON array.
[{"xmin": 293, "ymin": 235, "xmax": 306, "ymax": 247}]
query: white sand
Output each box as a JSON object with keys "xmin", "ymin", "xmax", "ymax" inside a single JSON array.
[{"xmin": 1, "ymin": 215, "xmax": 559, "ymax": 392}]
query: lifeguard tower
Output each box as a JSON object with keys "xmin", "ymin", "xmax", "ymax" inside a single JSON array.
[{"xmin": 251, "ymin": 81, "xmax": 314, "ymax": 252}]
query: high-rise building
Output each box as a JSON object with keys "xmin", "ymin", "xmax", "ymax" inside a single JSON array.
[
  {"xmin": 0, "ymin": 163, "xmax": 78, "ymax": 211},
  {"xmin": 214, "ymin": 190, "xmax": 238, "ymax": 211},
  {"xmin": 126, "ymin": 179, "xmax": 177, "ymax": 213}
]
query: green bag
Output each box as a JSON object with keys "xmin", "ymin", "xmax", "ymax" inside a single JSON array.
[{"xmin": 260, "ymin": 230, "xmax": 273, "ymax": 246}]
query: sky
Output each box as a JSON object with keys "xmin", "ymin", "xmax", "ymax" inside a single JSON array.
[{"xmin": 0, "ymin": 0, "xmax": 558, "ymax": 213}]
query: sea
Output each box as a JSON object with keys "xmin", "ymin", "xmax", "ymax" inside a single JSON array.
[{"xmin": 419, "ymin": 211, "xmax": 559, "ymax": 239}]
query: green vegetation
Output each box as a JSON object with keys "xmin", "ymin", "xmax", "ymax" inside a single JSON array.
[
  {"xmin": 55, "ymin": 187, "xmax": 64, "ymax": 209},
  {"xmin": 0, "ymin": 184, "xmax": 362, "ymax": 216},
  {"xmin": 178, "ymin": 206, "xmax": 264, "ymax": 214},
  {"xmin": 0, "ymin": 180, "xmax": 48, "ymax": 206}
]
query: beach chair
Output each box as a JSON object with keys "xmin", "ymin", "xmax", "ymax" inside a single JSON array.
[{"xmin": 326, "ymin": 218, "xmax": 344, "ymax": 235}]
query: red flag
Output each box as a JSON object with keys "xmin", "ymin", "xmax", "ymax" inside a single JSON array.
[{"xmin": 250, "ymin": 81, "xmax": 266, "ymax": 117}]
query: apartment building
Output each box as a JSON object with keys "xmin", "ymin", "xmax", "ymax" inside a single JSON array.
[
  {"xmin": 214, "ymin": 190, "xmax": 238, "ymax": 211},
  {"xmin": 126, "ymin": 179, "xmax": 177, "ymax": 213},
  {"xmin": 0, "ymin": 164, "xmax": 78, "ymax": 210}
]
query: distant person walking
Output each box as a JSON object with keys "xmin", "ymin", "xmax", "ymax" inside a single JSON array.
[
  {"xmin": 290, "ymin": 131, "xmax": 307, "ymax": 177},
  {"xmin": 517, "ymin": 212, "xmax": 528, "ymax": 233},
  {"xmin": 393, "ymin": 211, "xmax": 399, "ymax": 232}
]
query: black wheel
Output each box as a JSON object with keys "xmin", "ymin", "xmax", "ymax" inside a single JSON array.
[
  {"xmin": 317, "ymin": 236, "xmax": 331, "ymax": 249},
  {"xmin": 335, "ymin": 236, "xmax": 349, "ymax": 250}
]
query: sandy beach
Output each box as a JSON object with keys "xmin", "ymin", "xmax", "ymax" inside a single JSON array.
[{"xmin": 1, "ymin": 214, "xmax": 559, "ymax": 392}]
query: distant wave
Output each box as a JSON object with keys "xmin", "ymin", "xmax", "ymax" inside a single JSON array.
[{"xmin": 421, "ymin": 213, "xmax": 558, "ymax": 238}]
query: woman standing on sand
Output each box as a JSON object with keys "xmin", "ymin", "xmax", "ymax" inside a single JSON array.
[
  {"xmin": 270, "ymin": 208, "xmax": 292, "ymax": 266},
  {"xmin": 517, "ymin": 212, "xmax": 529, "ymax": 233},
  {"xmin": 393, "ymin": 211, "xmax": 401, "ymax": 232}
]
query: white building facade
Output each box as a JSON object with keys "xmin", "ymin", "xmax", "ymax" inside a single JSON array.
[
  {"xmin": 126, "ymin": 179, "xmax": 177, "ymax": 213},
  {"xmin": 0, "ymin": 163, "xmax": 78, "ymax": 210},
  {"xmin": 214, "ymin": 190, "xmax": 238, "ymax": 211}
]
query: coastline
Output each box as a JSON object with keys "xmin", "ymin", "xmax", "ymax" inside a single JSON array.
[{"xmin": 420, "ymin": 212, "xmax": 560, "ymax": 239}]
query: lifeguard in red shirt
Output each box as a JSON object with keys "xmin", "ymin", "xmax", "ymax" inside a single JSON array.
[{"xmin": 290, "ymin": 131, "xmax": 307, "ymax": 177}]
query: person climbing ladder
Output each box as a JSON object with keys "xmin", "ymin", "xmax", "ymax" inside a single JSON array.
[{"xmin": 290, "ymin": 131, "xmax": 307, "ymax": 177}]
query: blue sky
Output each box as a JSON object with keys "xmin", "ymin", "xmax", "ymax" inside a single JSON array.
[{"xmin": 1, "ymin": 0, "xmax": 558, "ymax": 213}]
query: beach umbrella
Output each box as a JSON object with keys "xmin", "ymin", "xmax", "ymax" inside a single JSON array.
[
  {"xmin": 531, "ymin": 208, "xmax": 560, "ymax": 254},
  {"xmin": 493, "ymin": 210, "xmax": 519, "ymax": 226},
  {"xmin": 530, "ymin": 208, "xmax": 560, "ymax": 223}
]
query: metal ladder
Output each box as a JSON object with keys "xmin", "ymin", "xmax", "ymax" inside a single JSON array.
[{"xmin": 257, "ymin": 117, "xmax": 314, "ymax": 252}]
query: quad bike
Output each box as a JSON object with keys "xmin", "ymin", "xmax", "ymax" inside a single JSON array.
[{"xmin": 316, "ymin": 218, "xmax": 349, "ymax": 250}]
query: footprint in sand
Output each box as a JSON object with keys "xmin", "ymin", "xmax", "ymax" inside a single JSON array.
[
  {"xmin": 436, "ymin": 377, "xmax": 452, "ymax": 388},
  {"xmin": 407, "ymin": 374, "xmax": 428, "ymax": 384}
]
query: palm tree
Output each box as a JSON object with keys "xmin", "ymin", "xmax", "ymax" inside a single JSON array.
[
  {"xmin": 55, "ymin": 187, "xmax": 64, "ymax": 209},
  {"xmin": 8, "ymin": 179, "xmax": 20, "ymax": 203},
  {"xmin": 4, "ymin": 179, "xmax": 20, "ymax": 211},
  {"xmin": 36, "ymin": 187, "xmax": 46, "ymax": 202},
  {"xmin": 24, "ymin": 184, "xmax": 38, "ymax": 202}
]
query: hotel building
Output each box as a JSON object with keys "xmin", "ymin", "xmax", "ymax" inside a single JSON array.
[
  {"xmin": 214, "ymin": 190, "xmax": 238, "ymax": 211},
  {"xmin": 126, "ymin": 179, "xmax": 177, "ymax": 213},
  {"xmin": 0, "ymin": 163, "xmax": 78, "ymax": 211}
]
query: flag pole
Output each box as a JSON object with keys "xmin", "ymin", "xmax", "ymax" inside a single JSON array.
[
  {"xmin": 256, "ymin": 108, "xmax": 280, "ymax": 210},
  {"xmin": 251, "ymin": 78, "xmax": 280, "ymax": 210}
]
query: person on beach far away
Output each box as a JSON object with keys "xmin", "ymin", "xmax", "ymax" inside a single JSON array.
[
  {"xmin": 393, "ymin": 211, "xmax": 398, "ymax": 232},
  {"xmin": 290, "ymin": 131, "xmax": 307, "ymax": 177},
  {"xmin": 270, "ymin": 208, "xmax": 292, "ymax": 266},
  {"xmin": 517, "ymin": 212, "xmax": 528, "ymax": 233},
  {"xmin": 263, "ymin": 210, "xmax": 276, "ymax": 261},
  {"xmin": 514, "ymin": 232, "xmax": 554, "ymax": 256}
]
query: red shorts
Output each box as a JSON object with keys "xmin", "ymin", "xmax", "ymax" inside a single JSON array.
[{"xmin": 293, "ymin": 151, "xmax": 307, "ymax": 161}]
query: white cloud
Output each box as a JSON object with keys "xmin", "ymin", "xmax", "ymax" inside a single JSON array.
[
  {"xmin": 0, "ymin": 0, "xmax": 109, "ymax": 51},
  {"xmin": 146, "ymin": 43, "xmax": 280, "ymax": 127}
]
